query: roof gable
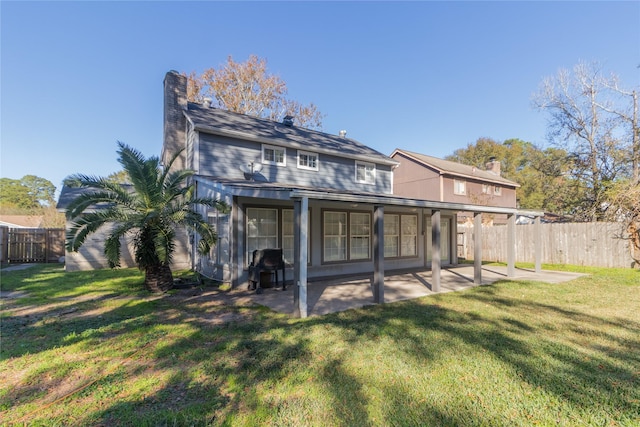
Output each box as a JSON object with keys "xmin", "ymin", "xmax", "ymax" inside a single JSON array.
[
  {"xmin": 184, "ymin": 103, "xmax": 399, "ymax": 166},
  {"xmin": 391, "ymin": 149, "xmax": 520, "ymax": 187}
]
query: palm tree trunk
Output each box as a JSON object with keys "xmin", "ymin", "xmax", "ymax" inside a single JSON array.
[{"xmin": 144, "ymin": 264, "xmax": 174, "ymax": 293}]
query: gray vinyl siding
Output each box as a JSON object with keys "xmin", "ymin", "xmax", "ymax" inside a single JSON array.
[
  {"xmin": 196, "ymin": 132, "xmax": 256, "ymax": 180},
  {"xmin": 197, "ymin": 132, "xmax": 392, "ymax": 193},
  {"xmin": 186, "ymin": 122, "xmax": 198, "ymax": 171}
]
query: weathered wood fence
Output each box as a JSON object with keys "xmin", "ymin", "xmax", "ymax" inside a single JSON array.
[
  {"xmin": 0, "ymin": 226, "xmax": 65, "ymax": 264},
  {"xmin": 458, "ymin": 222, "xmax": 635, "ymax": 268}
]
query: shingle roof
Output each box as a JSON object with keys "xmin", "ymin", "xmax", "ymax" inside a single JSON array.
[
  {"xmin": 0, "ymin": 215, "xmax": 44, "ymax": 228},
  {"xmin": 392, "ymin": 149, "xmax": 520, "ymax": 187},
  {"xmin": 184, "ymin": 103, "xmax": 399, "ymax": 166}
]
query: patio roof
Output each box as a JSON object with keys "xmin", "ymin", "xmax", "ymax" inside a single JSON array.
[
  {"xmin": 196, "ymin": 176, "xmax": 545, "ymax": 318},
  {"xmin": 195, "ymin": 176, "xmax": 543, "ymax": 217}
]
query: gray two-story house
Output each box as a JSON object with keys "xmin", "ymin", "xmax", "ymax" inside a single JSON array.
[
  {"xmin": 60, "ymin": 71, "xmax": 534, "ymax": 318},
  {"xmin": 161, "ymin": 70, "xmax": 533, "ymax": 319},
  {"xmin": 162, "ymin": 71, "xmax": 429, "ymax": 287}
]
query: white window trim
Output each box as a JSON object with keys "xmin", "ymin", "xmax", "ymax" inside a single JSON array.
[
  {"xmin": 323, "ymin": 211, "xmax": 348, "ymax": 262},
  {"xmin": 262, "ymin": 144, "xmax": 286, "ymax": 166},
  {"xmin": 355, "ymin": 161, "xmax": 376, "ymax": 184},
  {"xmin": 349, "ymin": 212, "xmax": 371, "ymax": 260},
  {"xmin": 383, "ymin": 213, "xmax": 418, "ymax": 258},
  {"xmin": 246, "ymin": 207, "xmax": 278, "ymax": 264},
  {"xmin": 494, "ymin": 185, "xmax": 502, "ymax": 196},
  {"xmin": 454, "ymin": 179, "xmax": 466, "ymax": 195},
  {"xmin": 384, "ymin": 214, "xmax": 400, "ymax": 258},
  {"xmin": 297, "ymin": 150, "xmax": 319, "ymax": 171},
  {"xmin": 400, "ymin": 214, "xmax": 418, "ymax": 257}
]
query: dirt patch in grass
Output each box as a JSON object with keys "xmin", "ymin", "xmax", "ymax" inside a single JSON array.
[
  {"xmin": 3, "ymin": 284, "xmax": 261, "ymax": 327},
  {"xmin": 162, "ymin": 286, "xmax": 262, "ymax": 325}
]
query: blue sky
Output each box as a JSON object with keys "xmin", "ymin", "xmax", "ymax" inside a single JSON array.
[{"xmin": 2, "ymin": 1, "xmax": 638, "ymax": 197}]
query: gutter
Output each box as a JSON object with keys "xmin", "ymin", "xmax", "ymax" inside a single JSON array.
[{"xmin": 288, "ymin": 188, "xmax": 541, "ymax": 216}]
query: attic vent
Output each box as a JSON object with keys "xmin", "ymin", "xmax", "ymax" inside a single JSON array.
[
  {"xmin": 339, "ymin": 130, "xmax": 347, "ymax": 138},
  {"xmin": 203, "ymin": 98, "xmax": 212, "ymax": 108},
  {"xmin": 283, "ymin": 115, "xmax": 294, "ymax": 127}
]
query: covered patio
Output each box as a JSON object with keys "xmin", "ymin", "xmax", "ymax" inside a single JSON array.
[
  {"xmin": 197, "ymin": 180, "xmax": 548, "ymax": 318},
  {"xmin": 247, "ymin": 264, "xmax": 585, "ymax": 317},
  {"xmin": 288, "ymin": 189, "xmax": 545, "ymax": 318}
]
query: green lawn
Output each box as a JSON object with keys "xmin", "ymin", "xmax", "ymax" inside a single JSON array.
[{"xmin": 1, "ymin": 264, "xmax": 638, "ymax": 426}]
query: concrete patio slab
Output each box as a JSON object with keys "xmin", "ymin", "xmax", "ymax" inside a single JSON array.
[{"xmin": 247, "ymin": 265, "xmax": 586, "ymax": 317}]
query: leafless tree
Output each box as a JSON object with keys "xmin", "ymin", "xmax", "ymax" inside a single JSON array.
[{"xmin": 533, "ymin": 62, "xmax": 634, "ymax": 221}]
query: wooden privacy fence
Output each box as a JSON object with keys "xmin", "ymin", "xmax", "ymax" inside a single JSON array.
[
  {"xmin": 0, "ymin": 226, "xmax": 65, "ymax": 264},
  {"xmin": 458, "ymin": 222, "xmax": 635, "ymax": 269}
]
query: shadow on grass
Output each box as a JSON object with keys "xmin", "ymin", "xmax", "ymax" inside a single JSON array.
[{"xmin": 2, "ymin": 265, "xmax": 639, "ymax": 425}]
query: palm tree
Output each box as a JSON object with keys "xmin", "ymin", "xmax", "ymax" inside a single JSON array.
[{"xmin": 65, "ymin": 142, "xmax": 227, "ymax": 293}]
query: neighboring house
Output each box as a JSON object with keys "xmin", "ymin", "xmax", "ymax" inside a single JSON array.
[
  {"xmin": 0, "ymin": 215, "xmax": 44, "ymax": 228},
  {"xmin": 56, "ymin": 186, "xmax": 191, "ymax": 272},
  {"xmin": 161, "ymin": 70, "xmax": 525, "ymax": 310},
  {"xmin": 57, "ymin": 187, "xmax": 133, "ymax": 271},
  {"xmin": 390, "ymin": 149, "xmax": 520, "ymax": 225}
]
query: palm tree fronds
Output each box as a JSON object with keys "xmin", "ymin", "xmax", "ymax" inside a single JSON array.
[{"xmin": 65, "ymin": 142, "xmax": 224, "ymax": 293}]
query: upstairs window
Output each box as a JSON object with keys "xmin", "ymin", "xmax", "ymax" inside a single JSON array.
[
  {"xmin": 355, "ymin": 161, "xmax": 375, "ymax": 184},
  {"xmin": 297, "ymin": 150, "xmax": 318, "ymax": 171},
  {"xmin": 494, "ymin": 186, "xmax": 502, "ymax": 196},
  {"xmin": 482, "ymin": 184, "xmax": 489, "ymax": 194},
  {"xmin": 454, "ymin": 179, "xmax": 466, "ymax": 195},
  {"xmin": 263, "ymin": 145, "xmax": 286, "ymax": 166}
]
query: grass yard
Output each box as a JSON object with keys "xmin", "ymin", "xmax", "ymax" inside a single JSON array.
[{"xmin": 1, "ymin": 264, "xmax": 639, "ymax": 426}]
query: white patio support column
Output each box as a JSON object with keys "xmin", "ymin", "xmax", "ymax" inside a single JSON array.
[
  {"xmin": 474, "ymin": 212, "xmax": 482, "ymax": 285},
  {"xmin": 292, "ymin": 196, "xmax": 309, "ymax": 318},
  {"xmin": 373, "ymin": 205, "xmax": 385, "ymax": 303},
  {"xmin": 535, "ymin": 215, "xmax": 542, "ymax": 273},
  {"xmin": 431, "ymin": 209, "xmax": 441, "ymax": 292},
  {"xmin": 507, "ymin": 213, "xmax": 516, "ymax": 278}
]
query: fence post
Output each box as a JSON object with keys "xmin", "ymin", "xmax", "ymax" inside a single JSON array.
[
  {"xmin": 474, "ymin": 212, "xmax": 482, "ymax": 284},
  {"xmin": 535, "ymin": 217, "xmax": 542, "ymax": 273},
  {"xmin": 0, "ymin": 226, "xmax": 8, "ymax": 264}
]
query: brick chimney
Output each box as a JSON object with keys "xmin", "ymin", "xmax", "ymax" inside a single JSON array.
[
  {"xmin": 485, "ymin": 157, "xmax": 501, "ymax": 176},
  {"xmin": 162, "ymin": 71, "xmax": 188, "ymax": 171}
]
